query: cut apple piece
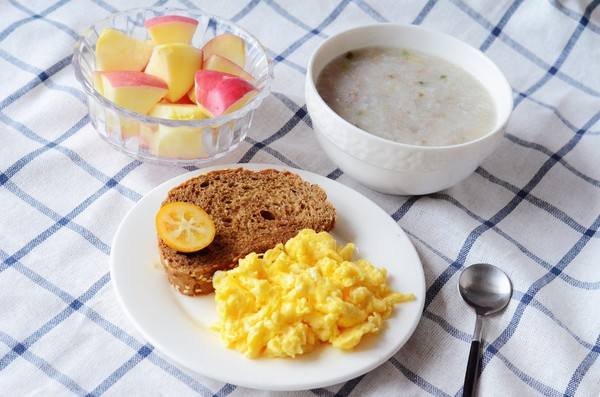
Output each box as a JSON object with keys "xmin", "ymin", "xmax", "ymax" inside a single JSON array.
[
  {"xmin": 160, "ymin": 94, "xmax": 195, "ymax": 105},
  {"xmin": 203, "ymin": 54, "xmax": 254, "ymax": 82},
  {"xmin": 146, "ymin": 103, "xmax": 209, "ymax": 159},
  {"xmin": 221, "ymin": 90, "xmax": 257, "ymax": 114},
  {"xmin": 144, "ymin": 15, "xmax": 199, "ymax": 45},
  {"xmin": 106, "ymin": 113, "xmax": 140, "ymax": 140},
  {"xmin": 196, "ymin": 71, "xmax": 257, "ymax": 116},
  {"xmin": 151, "ymin": 127, "xmax": 207, "ymax": 159},
  {"xmin": 202, "ymin": 33, "xmax": 245, "ymax": 67},
  {"xmin": 139, "ymin": 124, "xmax": 156, "ymax": 149},
  {"xmin": 99, "ymin": 71, "xmax": 168, "ymax": 114},
  {"xmin": 149, "ymin": 103, "xmax": 210, "ymax": 120},
  {"xmin": 145, "ymin": 43, "xmax": 203, "ymax": 102},
  {"xmin": 194, "ymin": 70, "xmax": 234, "ymax": 100},
  {"xmin": 95, "ymin": 28, "xmax": 153, "ymax": 71},
  {"xmin": 194, "ymin": 70, "xmax": 256, "ymax": 116},
  {"xmin": 119, "ymin": 118, "xmax": 140, "ymax": 139},
  {"xmin": 184, "ymin": 88, "xmax": 214, "ymax": 116}
]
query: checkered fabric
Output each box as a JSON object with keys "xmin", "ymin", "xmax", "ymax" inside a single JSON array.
[{"xmin": 1, "ymin": 0, "xmax": 599, "ymax": 396}]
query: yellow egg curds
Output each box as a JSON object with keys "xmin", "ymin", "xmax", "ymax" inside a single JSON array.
[{"xmin": 212, "ymin": 229, "xmax": 415, "ymax": 358}]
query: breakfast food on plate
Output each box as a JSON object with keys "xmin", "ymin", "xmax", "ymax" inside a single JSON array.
[
  {"xmin": 144, "ymin": 15, "xmax": 199, "ymax": 45},
  {"xmin": 153, "ymin": 169, "xmax": 415, "ymax": 358},
  {"xmin": 158, "ymin": 169, "xmax": 336, "ymax": 296},
  {"xmin": 155, "ymin": 202, "xmax": 215, "ymax": 253},
  {"xmin": 212, "ymin": 229, "xmax": 415, "ymax": 358},
  {"xmin": 316, "ymin": 47, "xmax": 496, "ymax": 146}
]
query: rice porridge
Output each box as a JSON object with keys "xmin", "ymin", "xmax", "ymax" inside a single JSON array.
[{"xmin": 316, "ymin": 47, "xmax": 496, "ymax": 146}]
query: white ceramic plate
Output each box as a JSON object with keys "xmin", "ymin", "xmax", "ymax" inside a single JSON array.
[{"xmin": 110, "ymin": 164, "xmax": 425, "ymax": 391}]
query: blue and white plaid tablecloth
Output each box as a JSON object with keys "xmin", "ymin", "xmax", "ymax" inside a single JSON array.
[{"xmin": 1, "ymin": 0, "xmax": 600, "ymax": 396}]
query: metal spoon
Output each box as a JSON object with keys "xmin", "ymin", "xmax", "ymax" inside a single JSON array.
[{"xmin": 458, "ymin": 263, "xmax": 513, "ymax": 397}]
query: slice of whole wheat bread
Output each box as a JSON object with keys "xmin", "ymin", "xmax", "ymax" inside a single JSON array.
[{"xmin": 158, "ymin": 168, "xmax": 336, "ymax": 296}]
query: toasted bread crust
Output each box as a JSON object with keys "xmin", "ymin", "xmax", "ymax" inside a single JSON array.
[{"xmin": 158, "ymin": 168, "xmax": 336, "ymax": 295}]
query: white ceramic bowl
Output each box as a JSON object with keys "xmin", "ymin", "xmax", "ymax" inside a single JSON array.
[{"xmin": 305, "ymin": 24, "xmax": 512, "ymax": 195}]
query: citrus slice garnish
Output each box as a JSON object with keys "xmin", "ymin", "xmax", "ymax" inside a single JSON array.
[{"xmin": 155, "ymin": 202, "xmax": 215, "ymax": 253}]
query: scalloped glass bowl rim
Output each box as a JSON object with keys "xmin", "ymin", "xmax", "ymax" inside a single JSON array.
[{"xmin": 72, "ymin": 7, "xmax": 273, "ymax": 128}]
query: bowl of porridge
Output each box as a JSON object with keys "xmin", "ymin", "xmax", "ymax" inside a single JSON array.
[{"xmin": 305, "ymin": 24, "xmax": 512, "ymax": 195}]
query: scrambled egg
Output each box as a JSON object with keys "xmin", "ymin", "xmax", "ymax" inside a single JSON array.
[{"xmin": 212, "ymin": 229, "xmax": 415, "ymax": 358}]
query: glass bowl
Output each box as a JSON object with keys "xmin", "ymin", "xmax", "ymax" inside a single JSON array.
[{"xmin": 73, "ymin": 7, "xmax": 272, "ymax": 166}]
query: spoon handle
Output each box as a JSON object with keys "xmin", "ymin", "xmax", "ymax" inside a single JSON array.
[
  {"xmin": 463, "ymin": 314, "xmax": 483, "ymax": 397},
  {"xmin": 463, "ymin": 340, "xmax": 481, "ymax": 397}
]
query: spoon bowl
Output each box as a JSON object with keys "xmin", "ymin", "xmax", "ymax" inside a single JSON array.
[{"xmin": 459, "ymin": 263, "xmax": 513, "ymax": 316}]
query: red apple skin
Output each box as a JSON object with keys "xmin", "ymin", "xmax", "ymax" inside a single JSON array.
[
  {"xmin": 206, "ymin": 80, "xmax": 255, "ymax": 116},
  {"xmin": 194, "ymin": 70, "xmax": 257, "ymax": 115},
  {"xmin": 144, "ymin": 15, "xmax": 198, "ymax": 28},
  {"xmin": 194, "ymin": 70, "xmax": 236, "ymax": 106}
]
